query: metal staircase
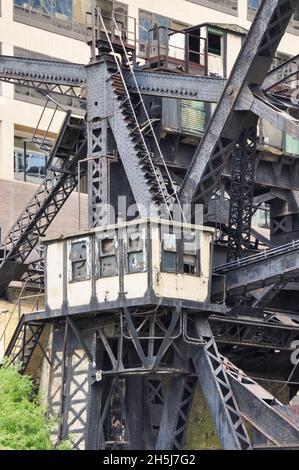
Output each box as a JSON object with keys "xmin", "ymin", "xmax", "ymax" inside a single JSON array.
[
  {"xmin": 5, "ymin": 315, "xmax": 46, "ymax": 373},
  {"xmin": 99, "ymin": 11, "xmax": 184, "ymax": 220},
  {"xmin": 0, "ymin": 113, "xmax": 87, "ymax": 295}
]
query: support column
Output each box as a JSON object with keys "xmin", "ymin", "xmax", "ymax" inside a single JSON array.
[
  {"xmin": 155, "ymin": 375, "xmax": 196, "ymax": 450},
  {"xmin": 228, "ymin": 123, "xmax": 257, "ymax": 259}
]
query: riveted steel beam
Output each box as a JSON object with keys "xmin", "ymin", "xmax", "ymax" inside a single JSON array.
[
  {"xmin": 225, "ymin": 358, "xmax": 299, "ymax": 446},
  {"xmin": 215, "ymin": 240, "xmax": 299, "ymax": 294},
  {"xmin": 0, "ymin": 56, "xmax": 86, "ymax": 86},
  {"xmin": 126, "ymin": 70, "xmax": 225, "ymax": 102}
]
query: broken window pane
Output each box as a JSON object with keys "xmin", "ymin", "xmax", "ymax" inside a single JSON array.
[
  {"xmin": 98, "ymin": 235, "xmax": 117, "ymax": 277},
  {"xmin": 183, "ymin": 231, "xmax": 199, "ymax": 275},
  {"xmin": 101, "ymin": 256, "xmax": 117, "ymax": 277},
  {"xmin": 127, "ymin": 230, "xmax": 146, "ymax": 273},
  {"xmin": 128, "ymin": 252, "xmax": 145, "ymax": 273},
  {"xmin": 162, "ymin": 231, "xmax": 177, "ymax": 272},
  {"xmin": 163, "ymin": 233, "xmax": 177, "ymax": 252},
  {"xmin": 101, "ymin": 238, "xmax": 115, "ymax": 255},
  {"xmin": 70, "ymin": 239, "xmax": 88, "ymax": 281}
]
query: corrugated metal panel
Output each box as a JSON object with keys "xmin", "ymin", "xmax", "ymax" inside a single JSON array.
[
  {"xmin": 181, "ymin": 100, "xmax": 205, "ymax": 136},
  {"xmin": 286, "ymin": 134, "xmax": 299, "ymax": 155},
  {"xmin": 207, "ymin": 26, "xmax": 224, "ymax": 36}
]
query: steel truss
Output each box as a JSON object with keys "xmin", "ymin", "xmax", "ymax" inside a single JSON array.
[
  {"xmin": 6, "ymin": 307, "xmax": 299, "ymax": 450},
  {"xmin": 228, "ymin": 124, "xmax": 257, "ymax": 258},
  {"xmin": 1, "ymin": 0, "xmax": 299, "ymax": 452},
  {"xmin": 0, "ymin": 115, "xmax": 86, "ymax": 295}
]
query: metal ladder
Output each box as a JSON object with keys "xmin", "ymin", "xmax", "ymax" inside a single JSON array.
[{"xmin": 98, "ymin": 10, "xmax": 185, "ymax": 221}]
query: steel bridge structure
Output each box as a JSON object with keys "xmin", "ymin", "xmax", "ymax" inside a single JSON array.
[{"xmin": 1, "ymin": 0, "xmax": 299, "ymax": 450}]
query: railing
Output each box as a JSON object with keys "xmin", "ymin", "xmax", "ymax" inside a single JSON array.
[
  {"xmin": 14, "ymin": 2, "xmax": 88, "ymax": 41},
  {"xmin": 214, "ymin": 239, "xmax": 299, "ymax": 273},
  {"xmin": 86, "ymin": 10, "xmax": 138, "ymax": 60},
  {"xmin": 18, "ymin": 292, "xmax": 45, "ymax": 321},
  {"xmin": 146, "ymin": 26, "xmax": 208, "ymax": 75}
]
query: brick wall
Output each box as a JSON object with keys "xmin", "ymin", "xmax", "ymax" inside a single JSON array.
[{"xmin": 0, "ymin": 179, "xmax": 88, "ymax": 242}]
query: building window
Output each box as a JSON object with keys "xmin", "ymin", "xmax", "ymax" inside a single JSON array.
[
  {"xmin": 139, "ymin": 9, "xmax": 187, "ymax": 57},
  {"xmin": 161, "ymin": 228, "xmax": 200, "ymax": 275},
  {"xmin": 126, "ymin": 229, "xmax": 146, "ymax": 273},
  {"xmin": 161, "ymin": 232, "xmax": 178, "ymax": 273},
  {"xmin": 14, "ymin": 136, "xmax": 47, "ymax": 183},
  {"xmin": 186, "ymin": 0, "xmax": 238, "ymax": 16},
  {"xmin": 248, "ymin": 0, "xmax": 299, "ymax": 35},
  {"xmin": 70, "ymin": 238, "xmax": 90, "ymax": 282},
  {"xmin": 208, "ymin": 32, "xmax": 222, "ymax": 56},
  {"xmin": 248, "ymin": 0, "xmax": 260, "ymax": 9},
  {"xmin": 183, "ymin": 231, "xmax": 200, "ymax": 275},
  {"xmin": 14, "ymin": 0, "xmax": 87, "ymax": 40},
  {"xmin": 98, "ymin": 236, "xmax": 117, "ymax": 277}
]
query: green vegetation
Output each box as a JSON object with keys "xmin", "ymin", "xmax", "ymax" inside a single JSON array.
[{"xmin": 0, "ymin": 360, "xmax": 70, "ymax": 450}]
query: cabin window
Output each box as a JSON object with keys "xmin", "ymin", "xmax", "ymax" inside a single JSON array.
[
  {"xmin": 183, "ymin": 231, "xmax": 200, "ymax": 275},
  {"xmin": 162, "ymin": 232, "xmax": 178, "ymax": 272},
  {"xmin": 127, "ymin": 230, "xmax": 146, "ymax": 273},
  {"xmin": 70, "ymin": 239, "xmax": 89, "ymax": 282},
  {"xmin": 99, "ymin": 236, "xmax": 117, "ymax": 277},
  {"xmin": 208, "ymin": 32, "xmax": 221, "ymax": 56}
]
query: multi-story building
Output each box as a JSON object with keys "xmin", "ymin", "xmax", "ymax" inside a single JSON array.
[{"xmin": 0, "ymin": 0, "xmax": 298, "ymax": 242}]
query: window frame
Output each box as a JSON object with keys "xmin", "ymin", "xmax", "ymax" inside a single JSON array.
[
  {"xmin": 69, "ymin": 237, "xmax": 91, "ymax": 283},
  {"xmin": 125, "ymin": 227, "xmax": 147, "ymax": 274},
  {"xmin": 96, "ymin": 233, "xmax": 119, "ymax": 279},
  {"xmin": 160, "ymin": 226, "xmax": 201, "ymax": 276}
]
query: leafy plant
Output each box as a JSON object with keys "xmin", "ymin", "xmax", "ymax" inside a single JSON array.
[{"xmin": 0, "ymin": 360, "xmax": 71, "ymax": 450}]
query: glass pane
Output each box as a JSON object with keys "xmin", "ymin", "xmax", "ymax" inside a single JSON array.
[
  {"xmin": 163, "ymin": 251, "xmax": 177, "ymax": 272},
  {"xmin": 128, "ymin": 232, "xmax": 143, "ymax": 252},
  {"xmin": 71, "ymin": 241, "xmax": 87, "ymax": 261},
  {"xmin": 101, "ymin": 256, "xmax": 116, "ymax": 276},
  {"xmin": 163, "ymin": 233, "xmax": 177, "ymax": 252},
  {"xmin": 72, "ymin": 260, "xmax": 87, "ymax": 280},
  {"xmin": 183, "ymin": 254, "xmax": 197, "ymax": 275},
  {"xmin": 101, "ymin": 238, "xmax": 115, "ymax": 255},
  {"xmin": 128, "ymin": 252, "xmax": 146, "ymax": 273}
]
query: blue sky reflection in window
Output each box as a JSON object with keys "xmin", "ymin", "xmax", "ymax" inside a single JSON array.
[
  {"xmin": 15, "ymin": 0, "xmax": 72, "ymax": 20},
  {"xmin": 248, "ymin": 0, "xmax": 261, "ymax": 9}
]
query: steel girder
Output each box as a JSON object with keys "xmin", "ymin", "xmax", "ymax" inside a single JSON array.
[
  {"xmin": 214, "ymin": 240, "xmax": 299, "ymax": 294},
  {"xmin": 227, "ymin": 124, "xmax": 257, "ymax": 258},
  {"xmin": 155, "ymin": 375, "xmax": 196, "ymax": 450},
  {"xmin": 191, "ymin": 318, "xmax": 251, "ymax": 450},
  {"xmin": 0, "ymin": 55, "xmax": 86, "ymax": 98},
  {"xmin": 179, "ymin": 0, "xmax": 297, "ymax": 208},
  {"xmin": 210, "ymin": 312, "xmax": 299, "ymax": 351},
  {"xmin": 125, "ymin": 70, "xmax": 225, "ymax": 102},
  {"xmin": 224, "ymin": 358, "xmax": 299, "ymax": 446},
  {"xmin": 47, "ymin": 321, "xmax": 93, "ymax": 449},
  {"xmin": 7, "ymin": 308, "xmax": 299, "ymax": 450}
]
